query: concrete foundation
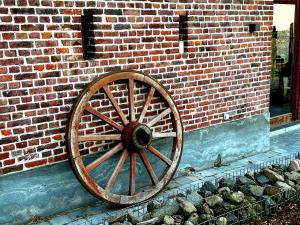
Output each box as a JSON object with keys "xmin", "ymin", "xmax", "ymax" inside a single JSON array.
[{"xmin": 0, "ymin": 113, "xmax": 270, "ymax": 225}]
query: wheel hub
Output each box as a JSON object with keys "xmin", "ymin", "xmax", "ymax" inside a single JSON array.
[{"xmin": 122, "ymin": 122, "xmax": 152, "ymax": 152}]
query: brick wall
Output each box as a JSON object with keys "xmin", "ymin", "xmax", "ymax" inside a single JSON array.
[{"xmin": 0, "ymin": 0, "xmax": 272, "ymax": 175}]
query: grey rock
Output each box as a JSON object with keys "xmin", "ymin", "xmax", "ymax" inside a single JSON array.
[
  {"xmin": 219, "ymin": 178, "xmax": 236, "ymax": 190},
  {"xmin": 216, "ymin": 217, "xmax": 227, "ymax": 225},
  {"xmin": 205, "ymin": 195, "xmax": 223, "ymax": 207},
  {"xmin": 111, "ymin": 222, "xmax": 132, "ymax": 225},
  {"xmin": 184, "ymin": 221, "xmax": 194, "ymax": 225},
  {"xmin": 200, "ymin": 181, "xmax": 217, "ymax": 194},
  {"xmin": 225, "ymin": 191, "xmax": 245, "ymax": 205},
  {"xmin": 286, "ymin": 180, "xmax": 295, "ymax": 187},
  {"xmin": 263, "ymin": 168, "xmax": 285, "ymax": 183},
  {"xmin": 147, "ymin": 200, "xmax": 161, "ymax": 213},
  {"xmin": 137, "ymin": 217, "xmax": 159, "ymax": 225},
  {"xmin": 275, "ymin": 181, "xmax": 295, "ymax": 191},
  {"xmin": 150, "ymin": 201, "xmax": 179, "ymax": 222},
  {"xmin": 221, "ymin": 201, "xmax": 236, "ymax": 210},
  {"xmin": 163, "ymin": 215, "xmax": 174, "ymax": 225},
  {"xmin": 200, "ymin": 214, "xmax": 214, "ymax": 222},
  {"xmin": 294, "ymin": 184, "xmax": 300, "ymax": 191},
  {"xmin": 288, "ymin": 160, "xmax": 300, "ymax": 172},
  {"xmin": 172, "ymin": 215, "xmax": 183, "ymax": 224},
  {"xmin": 178, "ymin": 198, "xmax": 197, "ymax": 216},
  {"xmin": 202, "ymin": 190, "xmax": 213, "ymax": 198},
  {"xmin": 236, "ymin": 176, "xmax": 256, "ymax": 185},
  {"xmin": 239, "ymin": 185, "xmax": 251, "ymax": 196},
  {"xmin": 202, "ymin": 203, "xmax": 214, "ymax": 215},
  {"xmin": 285, "ymin": 171, "xmax": 300, "ymax": 182},
  {"xmin": 128, "ymin": 212, "xmax": 141, "ymax": 224},
  {"xmin": 186, "ymin": 191, "xmax": 204, "ymax": 207},
  {"xmin": 263, "ymin": 186, "xmax": 281, "ymax": 196},
  {"xmin": 249, "ymin": 185, "xmax": 265, "ymax": 198},
  {"xmin": 225, "ymin": 213, "xmax": 239, "ymax": 224},
  {"xmin": 187, "ymin": 213, "xmax": 199, "ymax": 225},
  {"xmin": 255, "ymin": 174, "xmax": 270, "ymax": 186},
  {"xmin": 261, "ymin": 195, "xmax": 276, "ymax": 208},
  {"xmin": 108, "ymin": 213, "xmax": 128, "ymax": 224},
  {"xmin": 218, "ymin": 187, "xmax": 231, "ymax": 196}
]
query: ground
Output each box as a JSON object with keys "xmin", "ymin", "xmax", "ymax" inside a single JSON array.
[{"xmin": 247, "ymin": 199, "xmax": 300, "ymax": 225}]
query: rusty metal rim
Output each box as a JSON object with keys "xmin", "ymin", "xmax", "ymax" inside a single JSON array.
[{"xmin": 67, "ymin": 70, "xmax": 183, "ymax": 206}]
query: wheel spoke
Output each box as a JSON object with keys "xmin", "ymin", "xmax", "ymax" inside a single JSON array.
[
  {"xmin": 138, "ymin": 149, "xmax": 158, "ymax": 185},
  {"xmin": 152, "ymin": 132, "xmax": 177, "ymax": 138},
  {"xmin": 78, "ymin": 134, "xmax": 121, "ymax": 142},
  {"xmin": 105, "ymin": 149, "xmax": 129, "ymax": 192},
  {"xmin": 138, "ymin": 87, "xmax": 155, "ymax": 123},
  {"xmin": 85, "ymin": 105, "xmax": 124, "ymax": 131},
  {"xmin": 128, "ymin": 79, "xmax": 135, "ymax": 122},
  {"xmin": 147, "ymin": 145, "xmax": 172, "ymax": 166},
  {"xmin": 103, "ymin": 85, "xmax": 129, "ymax": 125},
  {"xmin": 86, "ymin": 143, "xmax": 123, "ymax": 173},
  {"xmin": 147, "ymin": 108, "xmax": 172, "ymax": 127},
  {"xmin": 129, "ymin": 152, "xmax": 136, "ymax": 196}
]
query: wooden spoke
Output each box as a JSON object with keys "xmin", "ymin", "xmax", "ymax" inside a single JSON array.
[
  {"xmin": 85, "ymin": 105, "xmax": 124, "ymax": 131},
  {"xmin": 86, "ymin": 143, "xmax": 124, "ymax": 173},
  {"xmin": 147, "ymin": 108, "xmax": 172, "ymax": 127},
  {"xmin": 138, "ymin": 87, "xmax": 155, "ymax": 123},
  {"xmin": 103, "ymin": 85, "xmax": 129, "ymax": 125},
  {"xmin": 128, "ymin": 79, "xmax": 135, "ymax": 122},
  {"xmin": 138, "ymin": 149, "xmax": 158, "ymax": 185},
  {"xmin": 152, "ymin": 132, "xmax": 177, "ymax": 138},
  {"xmin": 78, "ymin": 134, "xmax": 121, "ymax": 142},
  {"xmin": 129, "ymin": 152, "xmax": 136, "ymax": 196},
  {"xmin": 147, "ymin": 145, "xmax": 172, "ymax": 166},
  {"xmin": 105, "ymin": 149, "xmax": 129, "ymax": 192}
]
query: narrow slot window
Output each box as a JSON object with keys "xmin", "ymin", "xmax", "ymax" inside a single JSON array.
[
  {"xmin": 81, "ymin": 12, "xmax": 95, "ymax": 60},
  {"xmin": 179, "ymin": 14, "xmax": 188, "ymax": 54}
]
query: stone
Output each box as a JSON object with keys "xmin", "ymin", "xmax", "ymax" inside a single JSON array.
[
  {"xmin": 200, "ymin": 214, "xmax": 214, "ymax": 222},
  {"xmin": 127, "ymin": 212, "xmax": 141, "ymax": 224},
  {"xmin": 172, "ymin": 215, "xmax": 183, "ymax": 224},
  {"xmin": 218, "ymin": 187, "xmax": 231, "ymax": 196},
  {"xmin": 272, "ymin": 164, "xmax": 288, "ymax": 174},
  {"xmin": 178, "ymin": 198, "xmax": 197, "ymax": 216},
  {"xmin": 184, "ymin": 221, "xmax": 194, "ymax": 225},
  {"xmin": 263, "ymin": 168, "xmax": 285, "ymax": 183},
  {"xmin": 238, "ymin": 185, "xmax": 251, "ymax": 196},
  {"xmin": 163, "ymin": 215, "xmax": 174, "ymax": 225},
  {"xmin": 216, "ymin": 217, "xmax": 227, "ymax": 225},
  {"xmin": 249, "ymin": 185, "xmax": 265, "ymax": 198},
  {"xmin": 200, "ymin": 181, "xmax": 218, "ymax": 195},
  {"xmin": 187, "ymin": 213, "xmax": 200, "ymax": 225},
  {"xmin": 225, "ymin": 191, "xmax": 245, "ymax": 205},
  {"xmin": 221, "ymin": 201, "xmax": 236, "ymax": 210},
  {"xmin": 285, "ymin": 171, "xmax": 300, "ymax": 182},
  {"xmin": 255, "ymin": 174, "xmax": 270, "ymax": 186},
  {"xmin": 286, "ymin": 180, "xmax": 295, "ymax": 187},
  {"xmin": 205, "ymin": 195, "xmax": 223, "ymax": 207},
  {"xmin": 147, "ymin": 200, "xmax": 161, "ymax": 213},
  {"xmin": 142, "ymin": 213, "xmax": 151, "ymax": 221},
  {"xmin": 236, "ymin": 176, "xmax": 256, "ymax": 185},
  {"xmin": 288, "ymin": 160, "xmax": 300, "ymax": 172},
  {"xmin": 108, "ymin": 213, "xmax": 128, "ymax": 224},
  {"xmin": 294, "ymin": 184, "xmax": 300, "ymax": 191},
  {"xmin": 219, "ymin": 178, "xmax": 236, "ymax": 190},
  {"xmin": 111, "ymin": 222, "xmax": 132, "ymax": 225},
  {"xmin": 186, "ymin": 191, "xmax": 204, "ymax": 207},
  {"xmin": 201, "ymin": 191, "xmax": 213, "ymax": 198},
  {"xmin": 275, "ymin": 181, "xmax": 295, "ymax": 191},
  {"xmin": 225, "ymin": 213, "xmax": 238, "ymax": 224},
  {"xmin": 150, "ymin": 201, "xmax": 179, "ymax": 222},
  {"xmin": 202, "ymin": 203, "xmax": 214, "ymax": 215},
  {"xmin": 261, "ymin": 195, "xmax": 276, "ymax": 208},
  {"xmin": 137, "ymin": 217, "xmax": 159, "ymax": 225},
  {"xmin": 263, "ymin": 186, "xmax": 281, "ymax": 196}
]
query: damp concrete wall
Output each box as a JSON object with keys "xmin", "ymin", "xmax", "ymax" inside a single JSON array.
[{"xmin": 0, "ymin": 113, "xmax": 270, "ymax": 225}]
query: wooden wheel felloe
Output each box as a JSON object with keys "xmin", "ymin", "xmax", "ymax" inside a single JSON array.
[{"xmin": 67, "ymin": 71, "xmax": 183, "ymax": 206}]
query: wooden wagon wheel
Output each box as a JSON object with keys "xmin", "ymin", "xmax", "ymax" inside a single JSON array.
[{"xmin": 67, "ymin": 71, "xmax": 183, "ymax": 206}]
